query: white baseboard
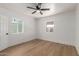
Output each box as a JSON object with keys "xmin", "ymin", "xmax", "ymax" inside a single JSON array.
[{"xmin": 37, "ymin": 38, "xmax": 74, "ymax": 46}]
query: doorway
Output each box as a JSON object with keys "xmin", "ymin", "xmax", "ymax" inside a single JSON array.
[{"xmin": 0, "ymin": 15, "xmax": 9, "ymax": 51}]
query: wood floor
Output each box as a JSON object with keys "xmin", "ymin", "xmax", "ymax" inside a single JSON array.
[{"xmin": 0, "ymin": 39, "xmax": 78, "ymax": 56}]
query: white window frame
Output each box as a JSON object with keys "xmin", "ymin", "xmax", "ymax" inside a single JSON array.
[{"xmin": 12, "ymin": 18, "xmax": 24, "ymax": 34}]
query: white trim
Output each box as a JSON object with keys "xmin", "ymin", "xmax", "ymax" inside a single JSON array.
[{"xmin": 11, "ymin": 17, "xmax": 24, "ymax": 34}]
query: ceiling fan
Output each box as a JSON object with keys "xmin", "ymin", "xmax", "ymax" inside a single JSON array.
[{"xmin": 27, "ymin": 3, "xmax": 50, "ymax": 15}]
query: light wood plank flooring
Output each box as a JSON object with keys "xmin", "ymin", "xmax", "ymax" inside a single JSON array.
[{"xmin": 0, "ymin": 39, "xmax": 78, "ymax": 56}]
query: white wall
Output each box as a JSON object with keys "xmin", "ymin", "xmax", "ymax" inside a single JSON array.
[
  {"xmin": 75, "ymin": 4, "xmax": 79, "ymax": 54},
  {"xmin": 0, "ymin": 7, "xmax": 36, "ymax": 48},
  {"xmin": 8, "ymin": 16, "xmax": 36, "ymax": 46},
  {"xmin": 37, "ymin": 10, "xmax": 76, "ymax": 46}
]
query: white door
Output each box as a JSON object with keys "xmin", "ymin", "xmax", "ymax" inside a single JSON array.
[{"xmin": 0, "ymin": 15, "xmax": 9, "ymax": 51}]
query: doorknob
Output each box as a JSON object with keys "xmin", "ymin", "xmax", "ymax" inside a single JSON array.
[{"xmin": 6, "ymin": 33, "xmax": 8, "ymax": 35}]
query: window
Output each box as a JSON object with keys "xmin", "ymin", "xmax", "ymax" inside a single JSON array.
[
  {"xmin": 12, "ymin": 18, "xmax": 24, "ymax": 34},
  {"xmin": 46, "ymin": 21, "xmax": 54, "ymax": 32}
]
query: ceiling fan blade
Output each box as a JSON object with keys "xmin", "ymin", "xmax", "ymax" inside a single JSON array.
[
  {"xmin": 40, "ymin": 11, "xmax": 43, "ymax": 15},
  {"xmin": 41, "ymin": 8, "xmax": 50, "ymax": 11},
  {"xmin": 32, "ymin": 11, "xmax": 37, "ymax": 14},
  {"xmin": 27, "ymin": 7, "xmax": 36, "ymax": 10}
]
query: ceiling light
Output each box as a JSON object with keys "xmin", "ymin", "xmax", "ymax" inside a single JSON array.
[
  {"xmin": 37, "ymin": 10, "xmax": 40, "ymax": 13},
  {"xmin": 47, "ymin": 24, "xmax": 54, "ymax": 27}
]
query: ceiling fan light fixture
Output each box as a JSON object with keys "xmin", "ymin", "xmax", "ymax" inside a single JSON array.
[{"xmin": 37, "ymin": 10, "xmax": 40, "ymax": 13}]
